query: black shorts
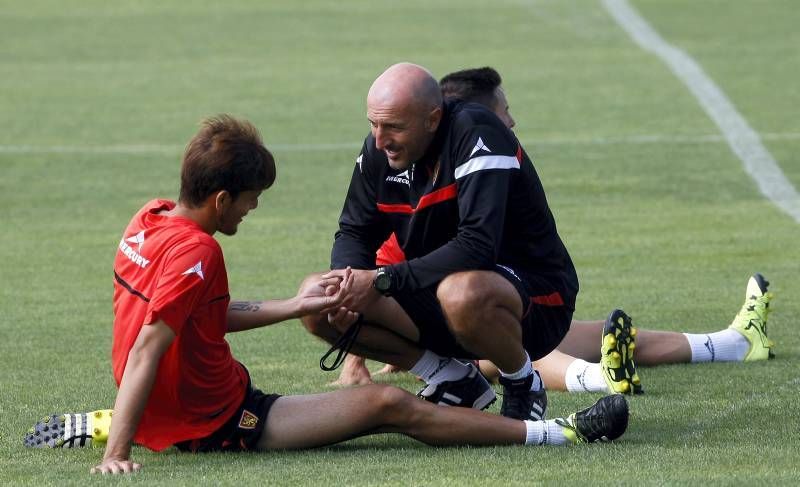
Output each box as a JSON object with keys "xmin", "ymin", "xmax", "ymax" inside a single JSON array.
[
  {"xmin": 175, "ymin": 375, "xmax": 281, "ymax": 453},
  {"xmin": 391, "ymin": 265, "xmax": 575, "ymax": 361}
]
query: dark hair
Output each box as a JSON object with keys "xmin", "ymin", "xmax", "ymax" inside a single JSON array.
[
  {"xmin": 179, "ymin": 114, "xmax": 276, "ymax": 207},
  {"xmin": 439, "ymin": 67, "xmax": 502, "ymax": 106}
]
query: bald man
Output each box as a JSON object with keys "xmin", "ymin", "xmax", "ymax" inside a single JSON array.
[{"xmin": 303, "ymin": 63, "xmax": 581, "ymax": 422}]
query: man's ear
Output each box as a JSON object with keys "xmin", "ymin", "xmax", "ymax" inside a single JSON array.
[
  {"xmin": 213, "ymin": 190, "xmax": 231, "ymax": 213},
  {"xmin": 425, "ymin": 106, "xmax": 442, "ymax": 133}
]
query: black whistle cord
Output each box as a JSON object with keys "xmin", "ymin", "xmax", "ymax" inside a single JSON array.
[{"xmin": 319, "ymin": 314, "xmax": 365, "ymax": 371}]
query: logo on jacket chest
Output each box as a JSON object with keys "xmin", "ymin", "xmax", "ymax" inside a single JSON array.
[{"xmin": 385, "ymin": 169, "xmax": 410, "ymax": 186}]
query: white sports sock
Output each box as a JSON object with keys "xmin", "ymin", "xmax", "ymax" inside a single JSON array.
[
  {"xmin": 683, "ymin": 329, "xmax": 749, "ymax": 362},
  {"xmin": 499, "ymin": 352, "xmax": 543, "ymax": 391},
  {"xmin": 564, "ymin": 359, "xmax": 609, "ymax": 393},
  {"xmin": 499, "ymin": 353, "xmax": 533, "ymax": 380},
  {"xmin": 409, "ymin": 350, "xmax": 470, "ymax": 385},
  {"xmin": 524, "ymin": 419, "xmax": 568, "ymax": 446}
]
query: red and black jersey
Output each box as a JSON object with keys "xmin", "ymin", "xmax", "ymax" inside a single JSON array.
[
  {"xmin": 332, "ymin": 100, "xmax": 578, "ymax": 307},
  {"xmin": 112, "ymin": 199, "xmax": 247, "ymax": 451}
]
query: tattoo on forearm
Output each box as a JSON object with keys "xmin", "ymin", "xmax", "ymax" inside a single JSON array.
[{"xmin": 230, "ymin": 301, "xmax": 261, "ymax": 312}]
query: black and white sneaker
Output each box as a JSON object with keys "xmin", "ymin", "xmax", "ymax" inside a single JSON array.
[
  {"xmin": 498, "ymin": 370, "xmax": 548, "ymax": 420},
  {"xmin": 556, "ymin": 395, "xmax": 629, "ymax": 443},
  {"xmin": 417, "ymin": 361, "xmax": 496, "ymax": 410}
]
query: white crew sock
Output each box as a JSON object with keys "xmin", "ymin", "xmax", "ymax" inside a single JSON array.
[
  {"xmin": 524, "ymin": 419, "xmax": 568, "ymax": 446},
  {"xmin": 409, "ymin": 350, "xmax": 470, "ymax": 385},
  {"xmin": 499, "ymin": 352, "xmax": 543, "ymax": 391},
  {"xmin": 564, "ymin": 359, "xmax": 609, "ymax": 393},
  {"xmin": 683, "ymin": 329, "xmax": 750, "ymax": 362}
]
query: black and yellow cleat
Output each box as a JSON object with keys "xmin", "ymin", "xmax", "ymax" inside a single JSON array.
[
  {"xmin": 556, "ymin": 394, "xmax": 629, "ymax": 443},
  {"xmin": 601, "ymin": 309, "xmax": 643, "ymax": 395},
  {"xmin": 24, "ymin": 410, "xmax": 113, "ymax": 448}
]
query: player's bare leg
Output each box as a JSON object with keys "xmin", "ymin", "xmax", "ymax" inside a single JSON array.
[
  {"xmin": 625, "ymin": 329, "xmax": 691, "ymax": 365},
  {"xmin": 553, "ymin": 320, "xmax": 604, "ymax": 361},
  {"xmin": 556, "ymin": 321, "xmax": 691, "ymax": 365},
  {"xmin": 257, "ymin": 385, "xmax": 525, "ymax": 449},
  {"xmin": 256, "ymin": 385, "xmax": 628, "ymax": 449}
]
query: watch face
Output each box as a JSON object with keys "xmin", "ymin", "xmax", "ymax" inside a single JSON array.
[{"xmin": 375, "ymin": 271, "xmax": 391, "ymax": 291}]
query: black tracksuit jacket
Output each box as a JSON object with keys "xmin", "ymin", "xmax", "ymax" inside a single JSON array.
[{"xmin": 331, "ymin": 100, "xmax": 578, "ymax": 308}]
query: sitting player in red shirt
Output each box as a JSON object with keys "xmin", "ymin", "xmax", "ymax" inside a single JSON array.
[{"xmin": 24, "ymin": 114, "xmax": 628, "ymax": 474}]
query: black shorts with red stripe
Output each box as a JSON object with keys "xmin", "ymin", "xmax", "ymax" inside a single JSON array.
[
  {"xmin": 391, "ymin": 265, "xmax": 575, "ymax": 361},
  {"xmin": 175, "ymin": 369, "xmax": 281, "ymax": 453}
]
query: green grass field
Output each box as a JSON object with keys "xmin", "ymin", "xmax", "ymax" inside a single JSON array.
[{"xmin": 2, "ymin": 0, "xmax": 799, "ymax": 484}]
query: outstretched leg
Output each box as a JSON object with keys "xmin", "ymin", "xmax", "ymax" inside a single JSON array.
[
  {"xmin": 257, "ymin": 385, "xmax": 524, "ymax": 449},
  {"xmin": 556, "ymin": 320, "xmax": 691, "ymax": 365},
  {"xmin": 22, "ymin": 391, "xmax": 628, "ymax": 451},
  {"xmin": 556, "ymin": 275, "xmax": 773, "ymax": 366},
  {"xmin": 257, "ymin": 385, "xmax": 628, "ymax": 449}
]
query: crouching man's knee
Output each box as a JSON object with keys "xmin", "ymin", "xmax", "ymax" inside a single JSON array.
[{"xmin": 436, "ymin": 272, "xmax": 489, "ymax": 336}]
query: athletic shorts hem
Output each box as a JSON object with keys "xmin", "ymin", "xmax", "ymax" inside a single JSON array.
[
  {"xmin": 391, "ymin": 266, "xmax": 575, "ymax": 361},
  {"xmin": 175, "ymin": 377, "xmax": 281, "ymax": 452}
]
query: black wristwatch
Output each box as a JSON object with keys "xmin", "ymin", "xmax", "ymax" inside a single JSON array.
[{"xmin": 372, "ymin": 266, "xmax": 394, "ymax": 296}]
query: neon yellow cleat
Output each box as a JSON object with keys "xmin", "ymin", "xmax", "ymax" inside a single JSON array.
[
  {"xmin": 600, "ymin": 309, "xmax": 643, "ymax": 395},
  {"xmin": 24, "ymin": 409, "xmax": 113, "ymax": 448},
  {"xmin": 728, "ymin": 273, "xmax": 774, "ymax": 361}
]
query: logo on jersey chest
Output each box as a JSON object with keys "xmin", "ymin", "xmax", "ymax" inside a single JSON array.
[{"xmin": 118, "ymin": 230, "xmax": 150, "ymax": 268}]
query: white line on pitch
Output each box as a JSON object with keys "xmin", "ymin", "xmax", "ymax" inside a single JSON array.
[
  {"xmin": 1, "ymin": 132, "xmax": 799, "ymax": 155},
  {"xmin": 602, "ymin": 0, "xmax": 800, "ymax": 223}
]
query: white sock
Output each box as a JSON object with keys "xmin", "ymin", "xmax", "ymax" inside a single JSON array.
[
  {"xmin": 564, "ymin": 359, "xmax": 609, "ymax": 393},
  {"xmin": 409, "ymin": 350, "xmax": 470, "ymax": 385},
  {"xmin": 499, "ymin": 352, "xmax": 543, "ymax": 391},
  {"xmin": 683, "ymin": 329, "xmax": 750, "ymax": 362},
  {"xmin": 524, "ymin": 419, "xmax": 568, "ymax": 446}
]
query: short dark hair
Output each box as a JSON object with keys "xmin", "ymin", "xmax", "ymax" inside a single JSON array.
[
  {"xmin": 179, "ymin": 114, "xmax": 276, "ymax": 207},
  {"xmin": 439, "ymin": 67, "xmax": 502, "ymax": 106}
]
